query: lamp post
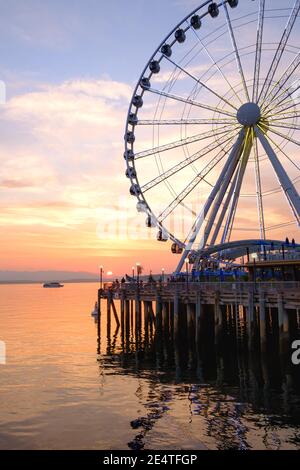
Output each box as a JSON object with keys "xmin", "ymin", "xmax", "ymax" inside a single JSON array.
[
  {"xmin": 99, "ymin": 265, "xmax": 103, "ymax": 290},
  {"xmin": 162, "ymin": 268, "xmax": 165, "ymax": 283},
  {"xmin": 185, "ymin": 258, "xmax": 189, "ymax": 289},
  {"xmin": 132, "ymin": 266, "xmax": 135, "ymax": 280},
  {"xmin": 252, "ymin": 253, "xmax": 257, "ymax": 287},
  {"xmin": 136, "ymin": 263, "xmax": 141, "ymax": 284}
]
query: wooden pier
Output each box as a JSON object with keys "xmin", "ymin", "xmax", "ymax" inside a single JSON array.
[{"xmin": 98, "ymin": 281, "xmax": 300, "ymax": 361}]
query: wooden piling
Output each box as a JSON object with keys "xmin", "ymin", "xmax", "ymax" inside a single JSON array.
[
  {"xmin": 129, "ymin": 299, "xmax": 132, "ymax": 323},
  {"xmin": 196, "ymin": 294, "xmax": 202, "ymax": 345},
  {"xmin": 111, "ymin": 299, "xmax": 120, "ymax": 328},
  {"xmin": 169, "ymin": 302, "xmax": 174, "ymax": 339},
  {"xmin": 155, "ymin": 295, "xmax": 163, "ymax": 332},
  {"xmin": 278, "ymin": 294, "xmax": 289, "ymax": 355},
  {"xmin": 97, "ymin": 289, "xmax": 101, "ymax": 336},
  {"xmin": 247, "ymin": 290, "xmax": 255, "ymax": 350},
  {"xmin": 174, "ymin": 292, "xmax": 179, "ymax": 338},
  {"xmin": 214, "ymin": 292, "xmax": 223, "ymax": 347},
  {"xmin": 143, "ymin": 301, "xmax": 150, "ymax": 340},
  {"xmin": 125, "ymin": 300, "xmax": 130, "ymax": 338},
  {"xmin": 259, "ymin": 290, "xmax": 267, "ymax": 354},
  {"xmin": 149, "ymin": 302, "xmax": 155, "ymax": 336},
  {"xmin": 120, "ymin": 296, "xmax": 125, "ymax": 336},
  {"xmin": 162, "ymin": 302, "xmax": 169, "ymax": 334},
  {"xmin": 187, "ymin": 304, "xmax": 195, "ymax": 336},
  {"xmin": 107, "ymin": 290, "xmax": 112, "ymax": 340},
  {"xmin": 135, "ymin": 293, "xmax": 141, "ymax": 336}
]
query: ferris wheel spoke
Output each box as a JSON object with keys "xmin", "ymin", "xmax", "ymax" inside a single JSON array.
[
  {"xmin": 269, "ymin": 113, "xmax": 300, "ymax": 122},
  {"xmin": 134, "ymin": 125, "xmax": 236, "ymax": 160},
  {"xmin": 258, "ymin": 0, "xmax": 300, "ymax": 105},
  {"xmin": 148, "ymin": 87, "xmax": 236, "ymax": 118},
  {"xmin": 253, "ymin": 134, "xmax": 266, "ymax": 240},
  {"xmin": 137, "ymin": 118, "xmax": 236, "ymax": 126},
  {"xmin": 258, "ymin": 124, "xmax": 300, "ymax": 171},
  {"xmin": 270, "ymin": 122, "xmax": 300, "ymax": 132},
  {"xmin": 252, "ymin": 0, "xmax": 265, "ymax": 103},
  {"xmin": 255, "ymin": 126, "xmax": 300, "ymax": 224},
  {"xmin": 264, "ymin": 84, "xmax": 300, "ymax": 117},
  {"xmin": 175, "ymin": 129, "xmax": 246, "ymax": 273},
  {"xmin": 272, "ymin": 98, "xmax": 300, "ymax": 116},
  {"xmin": 157, "ymin": 137, "xmax": 238, "ymax": 222},
  {"xmin": 266, "ymin": 101, "xmax": 300, "ymax": 120},
  {"xmin": 273, "ymin": 81, "xmax": 300, "ymax": 108},
  {"xmin": 262, "ymin": 52, "xmax": 300, "ymax": 113},
  {"xmin": 223, "ymin": 2, "xmax": 250, "ymax": 102},
  {"xmin": 267, "ymin": 126, "xmax": 300, "ymax": 147},
  {"xmin": 163, "ymin": 55, "xmax": 238, "ymax": 111},
  {"xmin": 190, "ymin": 23, "xmax": 244, "ymax": 106},
  {"xmin": 140, "ymin": 130, "xmax": 238, "ymax": 193}
]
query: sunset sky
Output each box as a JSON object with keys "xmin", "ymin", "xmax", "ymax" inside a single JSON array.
[{"xmin": 0, "ymin": 0, "xmax": 299, "ymax": 276}]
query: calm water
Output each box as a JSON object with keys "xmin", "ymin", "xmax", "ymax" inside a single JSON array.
[{"xmin": 0, "ymin": 283, "xmax": 300, "ymax": 450}]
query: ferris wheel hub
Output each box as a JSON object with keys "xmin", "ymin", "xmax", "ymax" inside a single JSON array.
[{"xmin": 237, "ymin": 102, "xmax": 261, "ymax": 126}]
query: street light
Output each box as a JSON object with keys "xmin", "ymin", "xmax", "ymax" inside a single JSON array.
[
  {"xmin": 132, "ymin": 266, "xmax": 135, "ymax": 280},
  {"xmin": 185, "ymin": 258, "xmax": 189, "ymax": 288},
  {"xmin": 162, "ymin": 268, "xmax": 165, "ymax": 283},
  {"xmin": 136, "ymin": 262, "xmax": 141, "ymax": 284},
  {"xmin": 99, "ymin": 265, "xmax": 103, "ymax": 289},
  {"xmin": 251, "ymin": 254, "xmax": 257, "ymax": 286}
]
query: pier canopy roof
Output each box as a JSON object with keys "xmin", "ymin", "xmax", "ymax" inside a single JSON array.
[{"xmin": 193, "ymin": 239, "xmax": 300, "ymax": 263}]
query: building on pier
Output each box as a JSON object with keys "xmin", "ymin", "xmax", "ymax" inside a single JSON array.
[{"xmin": 245, "ymin": 259, "xmax": 300, "ymax": 282}]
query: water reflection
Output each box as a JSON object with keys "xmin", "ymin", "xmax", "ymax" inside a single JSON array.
[
  {"xmin": 1, "ymin": 284, "xmax": 298, "ymax": 450},
  {"xmin": 98, "ymin": 304, "xmax": 300, "ymax": 451}
]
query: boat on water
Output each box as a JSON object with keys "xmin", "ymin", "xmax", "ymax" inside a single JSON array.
[{"xmin": 43, "ymin": 282, "xmax": 64, "ymax": 288}]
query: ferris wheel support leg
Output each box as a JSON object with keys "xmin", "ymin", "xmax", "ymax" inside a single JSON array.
[
  {"xmin": 209, "ymin": 169, "xmax": 240, "ymax": 247},
  {"xmin": 255, "ymin": 126, "xmax": 300, "ymax": 225},
  {"xmin": 175, "ymin": 130, "xmax": 246, "ymax": 274},
  {"xmin": 221, "ymin": 133, "xmax": 253, "ymax": 245},
  {"xmin": 201, "ymin": 135, "xmax": 247, "ymax": 249},
  {"xmin": 253, "ymin": 137, "xmax": 266, "ymax": 241}
]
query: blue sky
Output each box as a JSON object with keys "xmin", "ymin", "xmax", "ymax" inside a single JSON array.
[{"xmin": 0, "ymin": 0, "xmax": 202, "ymax": 92}]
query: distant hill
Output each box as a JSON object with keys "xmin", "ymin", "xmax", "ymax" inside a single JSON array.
[{"xmin": 0, "ymin": 271, "xmax": 99, "ymax": 284}]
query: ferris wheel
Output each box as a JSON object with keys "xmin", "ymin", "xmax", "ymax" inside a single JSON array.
[{"xmin": 124, "ymin": 0, "xmax": 300, "ymax": 273}]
